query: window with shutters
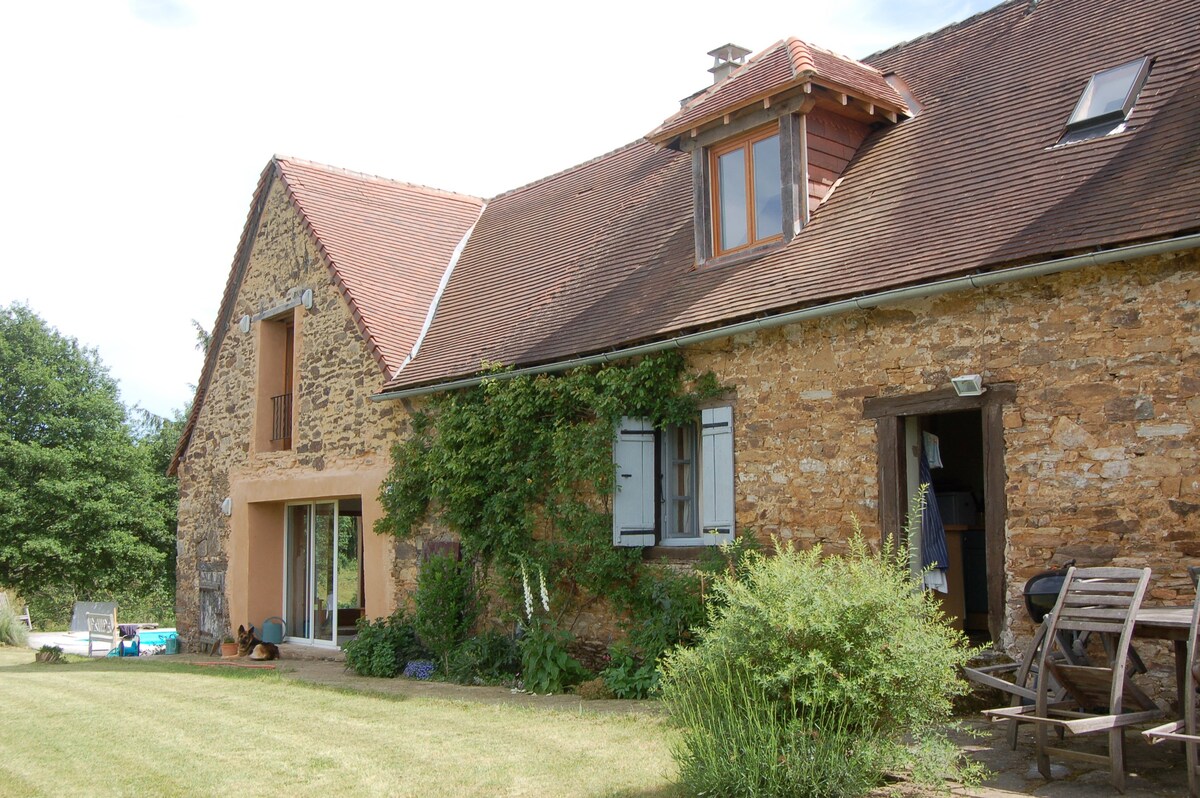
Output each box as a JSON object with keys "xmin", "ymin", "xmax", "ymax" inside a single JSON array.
[{"xmin": 612, "ymin": 406, "xmax": 735, "ymax": 547}]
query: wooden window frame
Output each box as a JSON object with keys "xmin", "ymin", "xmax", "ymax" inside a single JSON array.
[{"xmin": 709, "ymin": 123, "xmax": 784, "ymax": 258}]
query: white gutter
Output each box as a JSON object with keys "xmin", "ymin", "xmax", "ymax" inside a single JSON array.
[
  {"xmin": 392, "ymin": 204, "xmax": 486, "ymax": 377},
  {"xmin": 372, "ymin": 232, "xmax": 1200, "ymax": 402}
]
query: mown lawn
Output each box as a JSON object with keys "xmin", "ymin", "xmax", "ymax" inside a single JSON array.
[{"xmin": 0, "ymin": 646, "xmax": 678, "ymax": 798}]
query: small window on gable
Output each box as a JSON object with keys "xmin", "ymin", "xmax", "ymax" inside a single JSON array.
[
  {"xmin": 256, "ymin": 311, "xmax": 296, "ymax": 452},
  {"xmin": 709, "ymin": 124, "xmax": 783, "ymax": 257},
  {"xmin": 612, "ymin": 407, "xmax": 735, "ymax": 547},
  {"xmin": 1060, "ymin": 56, "xmax": 1151, "ymax": 144}
]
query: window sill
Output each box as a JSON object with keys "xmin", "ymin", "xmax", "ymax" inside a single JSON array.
[
  {"xmin": 698, "ymin": 239, "xmax": 786, "ymax": 271},
  {"xmin": 642, "ymin": 546, "xmax": 709, "ymax": 562}
]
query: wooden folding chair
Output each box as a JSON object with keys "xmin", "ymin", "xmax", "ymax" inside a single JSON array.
[
  {"xmin": 965, "ymin": 621, "xmax": 1054, "ymax": 749},
  {"xmin": 1143, "ymin": 588, "xmax": 1200, "ymax": 797},
  {"xmin": 984, "ymin": 567, "xmax": 1163, "ymax": 793}
]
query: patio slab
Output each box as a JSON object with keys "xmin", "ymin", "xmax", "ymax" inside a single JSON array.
[
  {"xmin": 27, "ymin": 631, "xmax": 98, "ymax": 657},
  {"xmin": 943, "ymin": 719, "xmax": 1191, "ymax": 797}
]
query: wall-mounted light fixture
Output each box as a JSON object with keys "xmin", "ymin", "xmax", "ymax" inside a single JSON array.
[
  {"xmin": 239, "ymin": 315, "xmax": 251, "ymax": 334},
  {"xmin": 220, "ymin": 497, "xmax": 233, "ymax": 517},
  {"xmin": 951, "ymin": 374, "xmax": 985, "ymax": 397},
  {"xmin": 302, "ymin": 288, "xmax": 313, "ymax": 309}
]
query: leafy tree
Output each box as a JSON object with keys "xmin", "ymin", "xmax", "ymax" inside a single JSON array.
[
  {"xmin": 190, "ymin": 319, "xmax": 210, "ymax": 355},
  {"xmin": 131, "ymin": 405, "xmax": 188, "ymax": 584},
  {"xmin": 0, "ymin": 304, "xmax": 174, "ymax": 610}
]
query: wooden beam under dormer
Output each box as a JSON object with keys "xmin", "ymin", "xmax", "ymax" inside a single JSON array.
[{"xmin": 678, "ymin": 94, "xmax": 817, "ymax": 151}]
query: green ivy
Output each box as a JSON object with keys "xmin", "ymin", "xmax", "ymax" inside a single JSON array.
[{"xmin": 376, "ymin": 352, "xmax": 723, "ymax": 633}]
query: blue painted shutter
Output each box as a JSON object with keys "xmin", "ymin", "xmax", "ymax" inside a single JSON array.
[
  {"xmin": 613, "ymin": 417, "xmax": 656, "ymax": 547},
  {"xmin": 700, "ymin": 406, "xmax": 735, "ymax": 543}
]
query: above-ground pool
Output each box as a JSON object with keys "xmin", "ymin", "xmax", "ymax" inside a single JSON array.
[{"xmin": 106, "ymin": 628, "xmax": 179, "ymax": 657}]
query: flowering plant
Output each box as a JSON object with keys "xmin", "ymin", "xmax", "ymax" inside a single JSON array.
[
  {"xmin": 516, "ymin": 557, "xmax": 587, "ymax": 693},
  {"xmin": 402, "ymin": 659, "xmax": 437, "ymax": 680}
]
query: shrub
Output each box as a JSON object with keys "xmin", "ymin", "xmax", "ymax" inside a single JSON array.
[
  {"xmin": 667, "ymin": 656, "xmax": 886, "ymax": 797},
  {"xmin": 518, "ymin": 619, "xmax": 588, "ymax": 694},
  {"xmin": 446, "ymin": 630, "xmax": 520, "ymax": 685},
  {"xmin": 414, "ymin": 554, "xmax": 478, "ymax": 672},
  {"xmin": 35, "ymin": 645, "xmax": 64, "ymax": 664},
  {"xmin": 25, "ymin": 581, "xmax": 176, "ymax": 630},
  {"xmin": 344, "ymin": 611, "xmax": 426, "ymax": 678},
  {"xmin": 0, "ymin": 601, "xmax": 29, "ymax": 647},
  {"xmin": 575, "ymin": 677, "xmax": 615, "ymax": 700},
  {"xmin": 624, "ymin": 565, "xmax": 705, "ymax": 665},
  {"xmin": 600, "ymin": 643, "xmax": 659, "ymax": 699},
  {"xmin": 660, "ymin": 536, "xmax": 974, "ymax": 797}
]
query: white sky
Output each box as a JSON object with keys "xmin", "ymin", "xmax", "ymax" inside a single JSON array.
[{"xmin": 0, "ymin": 0, "xmax": 994, "ymax": 419}]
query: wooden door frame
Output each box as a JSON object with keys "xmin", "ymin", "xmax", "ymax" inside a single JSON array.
[{"xmin": 863, "ymin": 383, "xmax": 1015, "ymax": 641}]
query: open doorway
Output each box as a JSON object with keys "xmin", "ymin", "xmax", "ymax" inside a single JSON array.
[
  {"xmin": 865, "ymin": 384, "xmax": 1012, "ymax": 643},
  {"xmin": 336, "ymin": 498, "xmax": 365, "ymax": 641},
  {"xmin": 903, "ymin": 410, "xmax": 989, "ymax": 642}
]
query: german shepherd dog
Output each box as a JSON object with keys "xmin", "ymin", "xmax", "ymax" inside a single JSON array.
[{"xmin": 236, "ymin": 625, "xmax": 280, "ymax": 660}]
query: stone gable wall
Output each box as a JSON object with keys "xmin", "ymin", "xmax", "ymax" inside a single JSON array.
[{"xmin": 175, "ymin": 178, "xmax": 406, "ymax": 647}]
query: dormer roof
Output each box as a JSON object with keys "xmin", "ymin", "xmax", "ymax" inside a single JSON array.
[{"xmin": 647, "ymin": 38, "xmax": 910, "ymax": 146}]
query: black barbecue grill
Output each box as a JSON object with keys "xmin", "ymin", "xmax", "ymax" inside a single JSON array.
[
  {"xmin": 1023, "ymin": 560, "xmax": 1075, "ymax": 624},
  {"xmin": 1020, "ymin": 559, "xmax": 1146, "ymax": 676}
]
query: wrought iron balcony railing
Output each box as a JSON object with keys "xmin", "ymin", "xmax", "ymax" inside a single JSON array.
[{"xmin": 271, "ymin": 392, "xmax": 292, "ymax": 443}]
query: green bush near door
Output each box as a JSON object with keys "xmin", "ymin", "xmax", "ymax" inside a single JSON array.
[{"xmin": 659, "ymin": 535, "xmax": 978, "ymax": 797}]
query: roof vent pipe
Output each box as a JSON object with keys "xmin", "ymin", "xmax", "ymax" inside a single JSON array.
[{"xmin": 708, "ymin": 43, "xmax": 751, "ymax": 85}]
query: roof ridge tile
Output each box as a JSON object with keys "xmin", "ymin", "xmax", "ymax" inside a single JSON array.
[
  {"xmin": 486, "ymin": 139, "xmax": 650, "ymax": 202},
  {"xmin": 274, "ymin": 154, "xmax": 485, "ymax": 204},
  {"xmin": 864, "ymin": 0, "xmax": 1021, "ymax": 65}
]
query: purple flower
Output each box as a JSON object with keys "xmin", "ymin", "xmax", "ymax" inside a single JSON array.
[{"xmin": 403, "ymin": 659, "xmax": 437, "ymax": 680}]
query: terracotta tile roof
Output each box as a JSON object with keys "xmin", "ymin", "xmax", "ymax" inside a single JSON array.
[
  {"xmin": 169, "ymin": 158, "xmax": 483, "ymax": 473},
  {"xmin": 274, "ymin": 157, "xmax": 484, "ymax": 373},
  {"xmin": 388, "ymin": 0, "xmax": 1200, "ymax": 392},
  {"xmin": 648, "ymin": 38, "xmax": 909, "ymax": 144}
]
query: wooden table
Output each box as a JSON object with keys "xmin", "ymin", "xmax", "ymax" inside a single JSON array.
[{"xmin": 1134, "ymin": 606, "xmax": 1193, "ymax": 702}]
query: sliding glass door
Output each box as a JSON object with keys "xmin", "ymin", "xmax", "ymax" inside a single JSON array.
[{"xmin": 285, "ymin": 501, "xmax": 337, "ymax": 646}]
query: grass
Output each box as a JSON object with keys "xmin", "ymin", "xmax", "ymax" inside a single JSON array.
[{"xmin": 0, "ymin": 645, "xmax": 678, "ymax": 797}]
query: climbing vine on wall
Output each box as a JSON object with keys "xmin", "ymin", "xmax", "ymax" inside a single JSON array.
[{"xmin": 376, "ymin": 351, "xmax": 723, "ymax": 633}]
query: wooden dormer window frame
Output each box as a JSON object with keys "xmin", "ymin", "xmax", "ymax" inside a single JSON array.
[{"xmin": 708, "ymin": 122, "xmax": 784, "ymax": 258}]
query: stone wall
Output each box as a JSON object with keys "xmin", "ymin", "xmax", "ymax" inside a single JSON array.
[
  {"xmin": 175, "ymin": 177, "xmax": 406, "ymax": 649},
  {"xmin": 684, "ymin": 248, "xmax": 1198, "ymax": 690},
  {"xmin": 379, "ymin": 249, "xmax": 1198, "ymax": 683}
]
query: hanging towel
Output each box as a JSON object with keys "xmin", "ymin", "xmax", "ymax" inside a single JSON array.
[
  {"xmin": 922, "ymin": 431, "xmax": 944, "ymax": 469},
  {"xmin": 919, "ymin": 448, "xmax": 950, "ymax": 593}
]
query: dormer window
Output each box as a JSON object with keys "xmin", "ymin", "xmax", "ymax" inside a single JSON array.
[
  {"xmin": 710, "ymin": 124, "xmax": 783, "ymax": 256},
  {"xmin": 645, "ymin": 39, "xmax": 910, "ymax": 267},
  {"xmin": 1060, "ymin": 56, "xmax": 1151, "ymax": 144}
]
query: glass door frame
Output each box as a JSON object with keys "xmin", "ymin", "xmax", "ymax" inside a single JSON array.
[{"xmin": 283, "ymin": 500, "xmax": 339, "ymax": 648}]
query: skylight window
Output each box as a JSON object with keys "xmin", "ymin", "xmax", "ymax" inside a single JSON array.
[{"xmin": 1063, "ymin": 56, "xmax": 1151, "ymax": 140}]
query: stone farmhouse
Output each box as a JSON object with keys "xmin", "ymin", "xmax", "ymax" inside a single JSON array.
[{"xmin": 171, "ymin": 0, "xmax": 1200, "ymax": 661}]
